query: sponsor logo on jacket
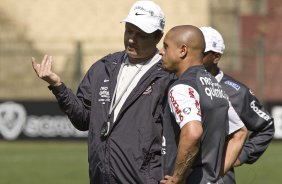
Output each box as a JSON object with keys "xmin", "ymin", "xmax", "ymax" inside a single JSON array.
[
  {"xmin": 224, "ymin": 80, "xmax": 240, "ymax": 91},
  {"xmin": 250, "ymin": 100, "xmax": 271, "ymax": 121},
  {"xmin": 98, "ymin": 86, "xmax": 110, "ymax": 104},
  {"xmin": 199, "ymin": 77, "xmax": 225, "ymax": 100},
  {"xmin": 188, "ymin": 87, "xmax": 201, "ymax": 116},
  {"xmin": 161, "ymin": 136, "xmax": 166, "ymax": 155},
  {"xmin": 169, "ymin": 89, "xmax": 184, "ymax": 122}
]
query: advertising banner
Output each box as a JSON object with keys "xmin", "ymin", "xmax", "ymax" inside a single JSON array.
[
  {"xmin": 272, "ymin": 105, "xmax": 282, "ymax": 139},
  {"xmin": 0, "ymin": 101, "xmax": 87, "ymax": 140},
  {"xmin": 0, "ymin": 101, "xmax": 281, "ymax": 140}
]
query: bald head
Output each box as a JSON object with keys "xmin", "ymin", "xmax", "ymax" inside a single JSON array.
[
  {"xmin": 160, "ymin": 25, "xmax": 206, "ymax": 77},
  {"xmin": 167, "ymin": 25, "xmax": 206, "ymax": 57}
]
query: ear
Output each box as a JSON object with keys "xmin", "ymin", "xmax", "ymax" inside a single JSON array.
[
  {"xmin": 180, "ymin": 44, "xmax": 188, "ymax": 58},
  {"xmin": 213, "ymin": 53, "xmax": 222, "ymax": 64}
]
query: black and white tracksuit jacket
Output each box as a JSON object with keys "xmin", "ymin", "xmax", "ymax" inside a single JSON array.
[
  {"xmin": 48, "ymin": 51, "xmax": 174, "ymax": 184},
  {"xmin": 217, "ymin": 71, "xmax": 275, "ymax": 184}
]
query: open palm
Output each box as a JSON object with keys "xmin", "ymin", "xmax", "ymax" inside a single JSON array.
[{"xmin": 31, "ymin": 54, "xmax": 61, "ymax": 86}]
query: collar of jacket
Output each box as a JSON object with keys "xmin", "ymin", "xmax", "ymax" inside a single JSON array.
[
  {"xmin": 102, "ymin": 51, "xmax": 168, "ymax": 122},
  {"xmin": 102, "ymin": 50, "xmax": 168, "ymax": 84},
  {"xmin": 179, "ymin": 65, "xmax": 206, "ymax": 79}
]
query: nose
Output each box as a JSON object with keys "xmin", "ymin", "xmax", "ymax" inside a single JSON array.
[
  {"xmin": 159, "ymin": 48, "xmax": 164, "ymax": 56},
  {"xmin": 128, "ymin": 37, "xmax": 134, "ymax": 43},
  {"xmin": 128, "ymin": 32, "xmax": 137, "ymax": 42}
]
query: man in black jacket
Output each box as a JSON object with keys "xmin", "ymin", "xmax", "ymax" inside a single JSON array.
[
  {"xmin": 31, "ymin": 1, "xmax": 174, "ymax": 183},
  {"xmin": 200, "ymin": 26, "xmax": 275, "ymax": 184}
]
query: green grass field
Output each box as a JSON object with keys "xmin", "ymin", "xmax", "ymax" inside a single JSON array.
[
  {"xmin": 0, "ymin": 140, "xmax": 89, "ymax": 184},
  {"xmin": 236, "ymin": 141, "xmax": 281, "ymax": 184},
  {"xmin": 0, "ymin": 140, "xmax": 281, "ymax": 184}
]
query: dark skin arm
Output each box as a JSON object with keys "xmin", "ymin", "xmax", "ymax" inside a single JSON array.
[{"xmin": 160, "ymin": 121, "xmax": 203, "ymax": 184}]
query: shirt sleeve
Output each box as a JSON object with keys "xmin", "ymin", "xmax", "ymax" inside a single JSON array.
[
  {"xmin": 238, "ymin": 89, "xmax": 274, "ymax": 164},
  {"xmin": 227, "ymin": 101, "xmax": 245, "ymax": 135},
  {"xmin": 168, "ymin": 84, "xmax": 202, "ymax": 129}
]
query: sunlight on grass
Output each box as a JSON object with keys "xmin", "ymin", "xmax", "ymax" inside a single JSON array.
[
  {"xmin": 0, "ymin": 140, "xmax": 89, "ymax": 184},
  {"xmin": 236, "ymin": 141, "xmax": 281, "ymax": 184}
]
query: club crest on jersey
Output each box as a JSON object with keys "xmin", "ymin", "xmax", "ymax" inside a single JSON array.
[
  {"xmin": 98, "ymin": 86, "xmax": 110, "ymax": 104},
  {"xmin": 224, "ymin": 80, "xmax": 240, "ymax": 91},
  {"xmin": 143, "ymin": 83, "xmax": 154, "ymax": 95},
  {"xmin": 182, "ymin": 107, "xmax": 191, "ymax": 115},
  {"xmin": 249, "ymin": 89, "xmax": 255, "ymax": 95}
]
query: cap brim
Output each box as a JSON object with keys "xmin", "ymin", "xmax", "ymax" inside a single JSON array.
[
  {"xmin": 121, "ymin": 17, "xmax": 157, "ymax": 34},
  {"xmin": 204, "ymin": 47, "xmax": 223, "ymax": 54}
]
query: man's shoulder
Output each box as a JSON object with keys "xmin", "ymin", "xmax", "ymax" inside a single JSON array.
[
  {"xmin": 148, "ymin": 60, "xmax": 173, "ymax": 81},
  {"xmin": 98, "ymin": 51, "xmax": 126, "ymax": 64},
  {"xmin": 221, "ymin": 73, "xmax": 248, "ymax": 93},
  {"xmin": 220, "ymin": 73, "xmax": 259, "ymax": 104},
  {"xmin": 172, "ymin": 76, "xmax": 197, "ymax": 91},
  {"xmin": 88, "ymin": 51, "xmax": 126, "ymax": 69}
]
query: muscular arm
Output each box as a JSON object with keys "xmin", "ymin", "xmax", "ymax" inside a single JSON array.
[
  {"xmin": 161, "ymin": 121, "xmax": 202, "ymax": 184},
  {"xmin": 162, "ymin": 84, "xmax": 203, "ymax": 184},
  {"xmin": 222, "ymin": 126, "xmax": 247, "ymax": 175}
]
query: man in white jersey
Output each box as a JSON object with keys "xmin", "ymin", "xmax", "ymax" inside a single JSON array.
[{"xmin": 159, "ymin": 25, "xmax": 247, "ymax": 184}]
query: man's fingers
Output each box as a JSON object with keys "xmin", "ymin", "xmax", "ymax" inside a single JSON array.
[
  {"xmin": 32, "ymin": 54, "xmax": 52, "ymax": 79},
  {"xmin": 41, "ymin": 54, "xmax": 48, "ymax": 66},
  {"xmin": 31, "ymin": 57, "xmax": 40, "ymax": 74},
  {"xmin": 42, "ymin": 55, "xmax": 52, "ymax": 75},
  {"xmin": 164, "ymin": 175, "xmax": 172, "ymax": 180},
  {"xmin": 233, "ymin": 159, "xmax": 241, "ymax": 167},
  {"xmin": 160, "ymin": 179, "xmax": 168, "ymax": 184},
  {"xmin": 46, "ymin": 55, "xmax": 53, "ymax": 72},
  {"xmin": 39, "ymin": 54, "xmax": 49, "ymax": 77},
  {"xmin": 160, "ymin": 175, "xmax": 172, "ymax": 184}
]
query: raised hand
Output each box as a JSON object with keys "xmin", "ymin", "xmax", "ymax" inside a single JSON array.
[{"xmin": 31, "ymin": 54, "xmax": 62, "ymax": 86}]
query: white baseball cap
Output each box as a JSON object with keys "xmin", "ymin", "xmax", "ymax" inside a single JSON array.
[
  {"xmin": 122, "ymin": 0, "xmax": 165, "ymax": 33},
  {"xmin": 200, "ymin": 26, "xmax": 225, "ymax": 54}
]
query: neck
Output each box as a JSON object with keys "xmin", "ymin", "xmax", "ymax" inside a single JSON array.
[
  {"xmin": 176, "ymin": 59, "xmax": 202, "ymax": 77},
  {"xmin": 210, "ymin": 66, "xmax": 220, "ymax": 77}
]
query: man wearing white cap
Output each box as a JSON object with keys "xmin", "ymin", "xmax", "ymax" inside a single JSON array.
[
  {"xmin": 32, "ymin": 1, "xmax": 175, "ymax": 183},
  {"xmin": 200, "ymin": 26, "xmax": 275, "ymax": 184}
]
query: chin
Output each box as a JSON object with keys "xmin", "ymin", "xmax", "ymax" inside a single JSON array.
[
  {"xmin": 126, "ymin": 46, "xmax": 137, "ymax": 53},
  {"xmin": 126, "ymin": 50, "xmax": 138, "ymax": 58},
  {"xmin": 162, "ymin": 64, "xmax": 175, "ymax": 73},
  {"xmin": 162, "ymin": 64, "xmax": 170, "ymax": 72},
  {"xmin": 163, "ymin": 67, "xmax": 172, "ymax": 72}
]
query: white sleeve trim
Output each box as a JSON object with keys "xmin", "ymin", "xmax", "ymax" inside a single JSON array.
[
  {"xmin": 168, "ymin": 84, "xmax": 202, "ymax": 129},
  {"xmin": 227, "ymin": 102, "xmax": 244, "ymax": 134}
]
